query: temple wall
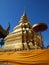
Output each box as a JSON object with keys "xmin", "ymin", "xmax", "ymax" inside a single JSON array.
[
  {"xmin": 3, "ymin": 31, "xmax": 23, "ymax": 50},
  {"xmin": 3, "ymin": 39, "xmax": 22, "ymax": 50}
]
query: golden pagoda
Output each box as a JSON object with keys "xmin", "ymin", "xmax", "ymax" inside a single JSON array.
[{"xmin": 3, "ymin": 10, "xmax": 44, "ymax": 51}]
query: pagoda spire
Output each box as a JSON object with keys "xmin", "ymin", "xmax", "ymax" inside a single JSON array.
[
  {"xmin": 23, "ymin": 9, "xmax": 26, "ymax": 16},
  {"xmin": 19, "ymin": 10, "xmax": 30, "ymax": 23}
]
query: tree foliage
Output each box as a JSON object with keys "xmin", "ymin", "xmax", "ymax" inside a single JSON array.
[{"xmin": 0, "ymin": 38, "xmax": 5, "ymax": 47}]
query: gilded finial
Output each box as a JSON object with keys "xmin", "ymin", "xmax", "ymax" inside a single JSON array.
[{"xmin": 23, "ymin": 8, "xmax": 26, "ymax": 16}]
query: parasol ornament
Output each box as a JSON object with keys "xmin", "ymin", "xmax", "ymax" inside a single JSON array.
[{"xmin": 32, "ymin": 23, "xmax": 48, "ymax": 32}]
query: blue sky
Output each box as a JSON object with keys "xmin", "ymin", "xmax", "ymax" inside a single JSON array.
[{"xmin": 0, "ymin": 0, "xmax": 49, "ymax": 47}]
